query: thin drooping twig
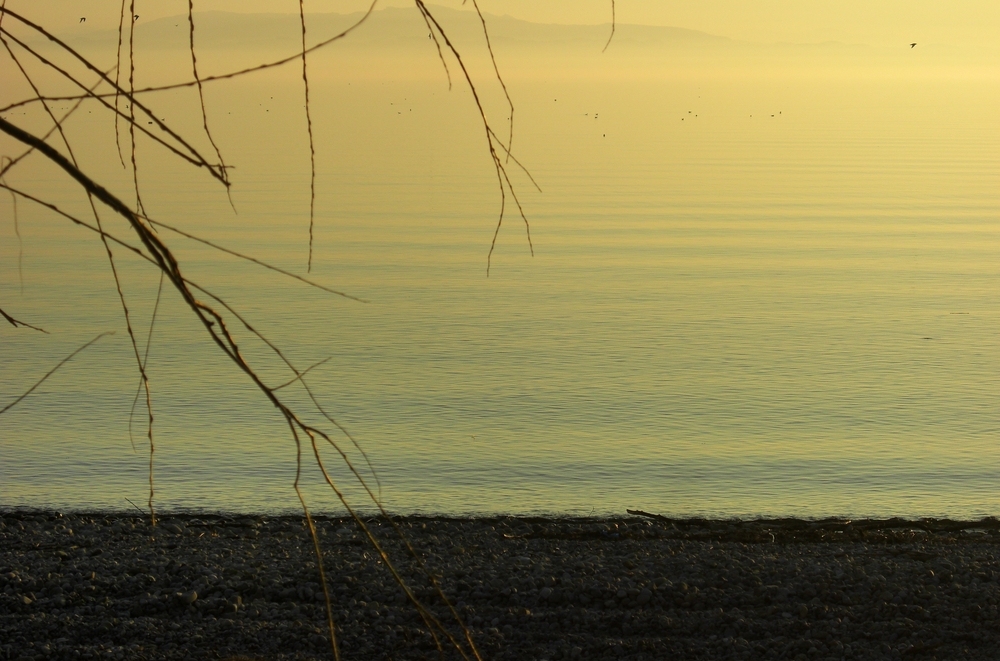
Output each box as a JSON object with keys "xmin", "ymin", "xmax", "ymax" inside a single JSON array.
[
  {"xmin": 0, "ymin": 157, "xmax": 22, "ymax": 291},
  {"xmin": 603, "ymin": 0, "xmax": 616, "ymax": 52},
  {"xmin": 487, "ymin": 125, "xmax": 541, "ymax": 192},
  {"xmin": 95, "ymin": 186, "xmax": 158, "ymax": 523},
  {"xmin": 418, "ymin": 8, "xmax": 451, "ymax": 89},
  {"xmin": 468, "ymin": 0, "xmax": 514, "ymax": 162},
  {"xmin": 113, "ymin": 0, "xmax": 127, "ymax": 168},
  {"xmin": 416, "ymin": 1, "xmax": 533, "ymax": 275},
  {"xmin": 124, "ymin": 497, "xmax": 146, "ymax": 516},
  {"xmin": 128, "ymin": 271, "xmax": 165, "ymax": 453},
  {"xmin": 187, "ymin": 0, "xmax": 231, "ymax": 196},
  {"xmin": 127, "ymin": 0, "xmax": 147, "ymax": 218},
  {"xmin": 0, "ymin": 307, "xmax": 47, "ymax": 333},
  {"xmin": 142, "ymin": 215, "xmax": 366, "ymax": 301},
  {"xmin": 0, "ymin": 332, "xmax": 114, "ymax": 416},
  {"xmin": 299, "ymin": 0, "xmax": 317, "ymax": 272},
  {"xmin": 303, "ymin": 421, "xmax": 485, "ymax": 659},
  {"xmin": 291, "ymin": 422, "xmax": 340, "ymax": 661}
]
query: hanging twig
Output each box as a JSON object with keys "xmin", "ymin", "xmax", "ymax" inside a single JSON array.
[
  {"xmin": 0, "ymin": 307, "xmax": 47, "ymax": 333},
  {"xmin": 603, "ymin": 0, "xmax": 616, "ymax": 52},
  {"xmin": 0, "ymin": 332, "xmax": 114, "ymax": 416}
]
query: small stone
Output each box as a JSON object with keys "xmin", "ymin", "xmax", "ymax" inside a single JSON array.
[
  {"xmin": 20, "ymin": 595, "xmax": 33, "ymax": 605},
  {"xmin": 178, "ymin": 590, "xmax": 198, "ymax": 605}
]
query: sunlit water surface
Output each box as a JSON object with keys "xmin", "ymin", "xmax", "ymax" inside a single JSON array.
[{"xmin": 2, "ymin": 33, "xmax": 1000, "ymax": 518}]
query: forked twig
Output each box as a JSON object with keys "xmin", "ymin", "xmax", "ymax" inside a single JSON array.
[
  {"xmin": 415, "ymin": 1, "xmax": 533, "ymax": 275},
  {"xmin": 0, "ymin": 307, "xmax": 47, "ymax": 333},
  {"xmin": 468, "ymin": 0, "xmax": 515, "ymax": 162}
]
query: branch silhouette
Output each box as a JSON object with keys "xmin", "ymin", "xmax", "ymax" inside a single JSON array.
[{"xmin": 0, "ymin": 1, "xmax": 556, "ymax": 657}]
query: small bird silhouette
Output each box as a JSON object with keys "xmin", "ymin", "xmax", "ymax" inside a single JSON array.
[
  {"xmin": 910, "ymin": 42, "xmax": 917, "ymax": 48},
  {"xmin": 79, "ymin": 17, "xmax": 86, "ymax": 23}
]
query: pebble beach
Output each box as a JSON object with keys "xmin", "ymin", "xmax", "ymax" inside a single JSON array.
[{"xmin": 3, "ymin": 510, "xmax": 1000, "ymax": 660}]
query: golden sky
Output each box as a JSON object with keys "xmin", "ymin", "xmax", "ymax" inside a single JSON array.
[{"xmin": 10, "ymin": 0, "xmax": 1000, "ymax": 46}]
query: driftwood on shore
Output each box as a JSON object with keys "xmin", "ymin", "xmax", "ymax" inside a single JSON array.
[{"xmin": 625, "ymin": 509, "xmax": 1000, "ymax": 543}]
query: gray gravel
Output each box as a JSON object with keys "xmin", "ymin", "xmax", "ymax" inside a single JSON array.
[{"xmin": 2, "ymin": 510, "xmax": 1000, "ymax": 660}]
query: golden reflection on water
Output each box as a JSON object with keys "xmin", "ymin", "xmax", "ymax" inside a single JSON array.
[{"xmin": 1, "ymin": 6, "xmax": 999, "ymax": 517}]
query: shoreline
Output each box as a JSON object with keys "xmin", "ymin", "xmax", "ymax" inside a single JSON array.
[{"xmin": 3, "ymin": 510, "xmax": 999, "ymax": 660}]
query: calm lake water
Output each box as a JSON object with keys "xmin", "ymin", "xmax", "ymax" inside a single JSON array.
[{"xmin": 2, "ymin": 12, "xmax": 1000, "ymax": 518}]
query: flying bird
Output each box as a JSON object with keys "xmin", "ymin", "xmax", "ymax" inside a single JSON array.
[
  {"xmin": 79, "ymin": 17, "xmax": 86, "ymax": 23},
  {"xmin": 910, "ymin": 43, "xmax": 917, "ymax": 48}
]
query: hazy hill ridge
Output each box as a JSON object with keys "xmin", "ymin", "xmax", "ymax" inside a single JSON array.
[{"xmin": 57, "ymin": 5, "xmax": 735, "ymax": 52}]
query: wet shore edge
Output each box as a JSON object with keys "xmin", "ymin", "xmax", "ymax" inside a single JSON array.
[
  {"xmin": 6, "ymin": 507, "xmax": 1000, "ymax": 539},
  {"xmin": 3, "ymin": 509, "xmax": 1000, "ymax": 660}
]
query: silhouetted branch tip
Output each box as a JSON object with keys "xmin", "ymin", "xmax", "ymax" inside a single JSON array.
[
  {"xmin": 603, "ymin": 0, "xmax": 616, "ymax": 52},
  {"xmin": 1, "ymin": 332, "xmax": 114, "ymax": 416},
  {"xmin": 0, "ymin": 307, "xmax": 48, "ymax": 333}
]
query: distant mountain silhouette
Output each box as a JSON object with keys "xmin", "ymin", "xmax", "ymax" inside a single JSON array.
[{"xmin": 58, "ymin": 5, "xmax": 736, "ymax": 52}]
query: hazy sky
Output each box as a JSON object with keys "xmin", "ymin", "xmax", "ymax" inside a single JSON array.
[{"xmin": 10, "ymin": 0, "xmax": 1000, "ymax": 46}]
